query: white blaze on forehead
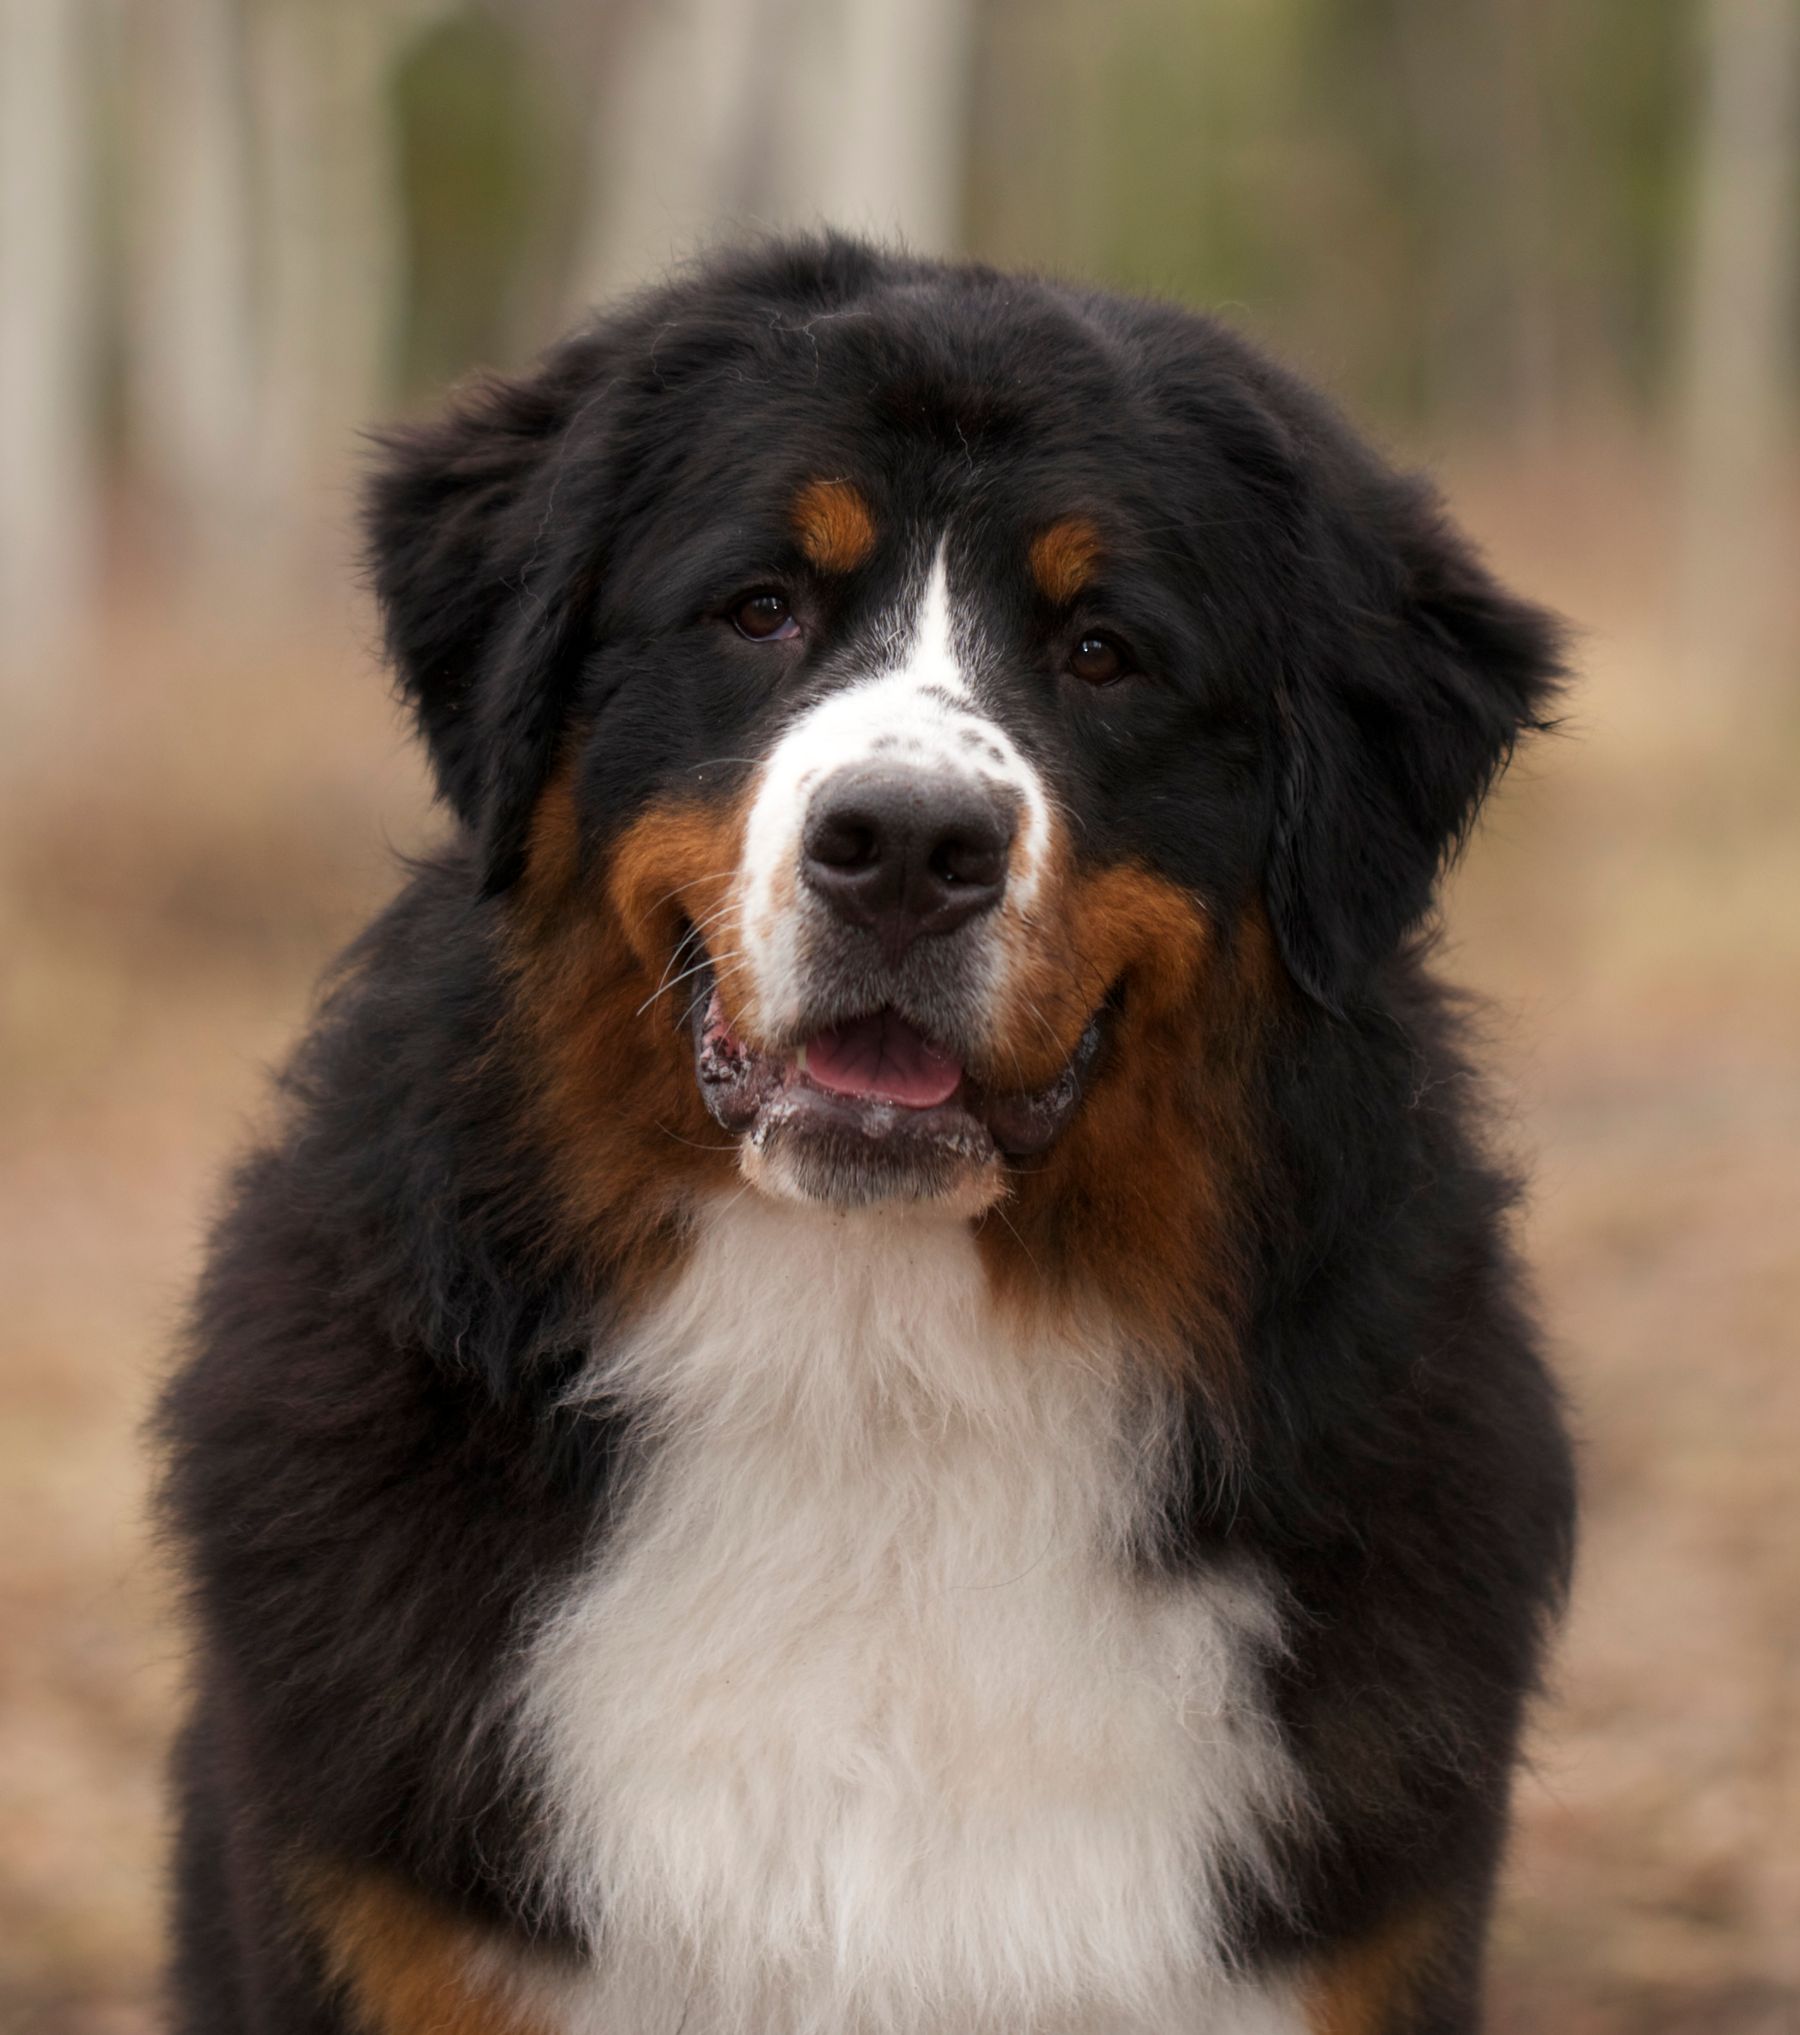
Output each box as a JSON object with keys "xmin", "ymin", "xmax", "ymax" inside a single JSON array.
[
  {"xmin": 738, "ymin": 549, "xmax": 1054, "ymax": 1035},
  {"xmin": 899, "ymin": 547, "xmax": 970, "ymax": 700}
]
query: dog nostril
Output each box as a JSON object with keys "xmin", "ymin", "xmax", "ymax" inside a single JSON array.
[
  {"xmin": 809, "ymin": 813, "xmax": 881, "ymax": 872},
  {"xmin": 931, "ymin": 831, "xmax": 1006, "ymax": 891}
]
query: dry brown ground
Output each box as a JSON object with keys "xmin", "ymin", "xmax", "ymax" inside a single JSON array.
[{"xmin": 2, "ymin": 448, "xmax": 1795, "ymax": 2032}]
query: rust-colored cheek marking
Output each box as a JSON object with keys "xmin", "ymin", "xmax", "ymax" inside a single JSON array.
[
  {"xmin": 508, "ymin": 770, "xmax": 750, "ymax": 1295},
  {"xmin": 301, "ymin": 1868, "xmax": 548, "ymax": 2035},
  {"xmin": 793, "ymin": 476, "xmax": 877, "ymax": 573},
  {"xmin": 1028, "ymin": 516, "xmax": 1103, "ymax": 604},
  {"xmin": 978, "ymin": 843, "xmax": 1282, "ymax": 1375},
  {"xmin": 1306, "ymin": 1905, "xmax": 1445, "ymax": 2035}
]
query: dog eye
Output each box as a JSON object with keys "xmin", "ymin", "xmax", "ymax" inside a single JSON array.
[
  {"xmin": 733, "ymin": 592, "xmax": 800, "ymax": 642},
  {"xmin": 1068, "ymin": 634, "xmax": 1128, "ymax": 685}
]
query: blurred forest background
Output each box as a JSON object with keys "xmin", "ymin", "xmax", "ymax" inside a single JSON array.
[{"xmin": 2, "ymin": 1, "xmax": 1797, "ymax": 2030}]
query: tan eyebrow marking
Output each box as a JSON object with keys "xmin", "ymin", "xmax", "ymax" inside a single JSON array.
[
  {"xmin": 1029, "ymin": 517, "xmax": 1103, "ymax": 604},
  {"xmin": 792, "ymin": 477, "xmax": 878, "ymax": 573}
]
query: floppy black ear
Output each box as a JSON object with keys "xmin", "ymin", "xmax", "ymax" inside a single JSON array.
[
  {"xmin": 365, "ymin": 337, "xmax": 613, "ymax": 894},
  {"xmin": 1266, "ymin": 470, "xmax": 1564, "ymax": 1011}
]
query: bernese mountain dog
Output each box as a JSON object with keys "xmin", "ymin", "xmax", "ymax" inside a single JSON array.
[{"xmin": 161, "ymin": 235, "xmax": 1575, "ymax": 2035}]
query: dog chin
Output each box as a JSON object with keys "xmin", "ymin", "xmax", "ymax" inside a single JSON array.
[{"xmin": 738, "ymin": 1094, "xmax": 1007, "ymax": 1216}]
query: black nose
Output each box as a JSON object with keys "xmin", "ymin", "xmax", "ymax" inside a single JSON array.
[{"xmin": 802, "ymin": 768, "xmax": 1015, "ymax": 960}]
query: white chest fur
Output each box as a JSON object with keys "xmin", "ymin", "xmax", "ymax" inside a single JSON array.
[{"xmin": 513, "ymin": 1199, "xmax": 1305, "ymax": 2035}]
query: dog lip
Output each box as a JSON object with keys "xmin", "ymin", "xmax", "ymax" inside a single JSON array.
[
  {"xmin": 964, "ymin": 1012, "xmax": 1105, "ymax": 1157},
  {"xmin": 692, "ymin": 987, "xmax": 977, "ymax": 1134},
  {"xmin": 685, "ymin": 959, "xmax": 1106, "ymax": 1161},
  {"xmin": 690, "ymin": 982, "xmax": 784, "ymax": 1134}
]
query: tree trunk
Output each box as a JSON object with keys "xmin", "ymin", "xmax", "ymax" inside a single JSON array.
[
  {"xmin": 566, "ymin": 0, "xmax": 974, "ymax": 314},
  {"xmin": 0, "ymin": 0, "xmax": 99, "ymax": 686},
  {"xmin": 123, "ymin": 0, "xmax": 261, "ymax": 594},
  {"xmin": 799, "ymin": 0, "xmax": 976, "ymax": 256},
  {"xmin": 249, "ymin": 0, "xmax": 417, "ymax": 586},
  {"xmin": 1678, "ymin": 0, "xmax": 1800, "ymax": 697}
]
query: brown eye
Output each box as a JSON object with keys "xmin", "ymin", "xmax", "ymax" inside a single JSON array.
[
  {"xmin": 733, "ymin": 591, "xmax": 799, "ymax": 642},
  {"xmin": 1069, "ymin": 633, "xmax": 1126, "ymax": 685}
]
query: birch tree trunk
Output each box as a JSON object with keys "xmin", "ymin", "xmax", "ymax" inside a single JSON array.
[
  {"xmin": 785, "ymin": 0, "xmax": 975, "ymax": 256},
  {"xmin": 249, "ymin": 0, "xmax": 422, "ymax": 585},
  {"xmin": 0, "ymin": 0, "xmax": 99, "ymax": 685},
  {"xmin": 123, "ymin": 0, "xmax": 261, "ymax": 593},
  {"xmin": 1678, "ymin": 0, "xmax": 1800, "ymax": 697},
  {"xmin": 566, "ymin": 0, "xmax": 973, "ymax": 314},
  {"xmin": 564, "ymin": 0, "xmax": 777, "ymax": 310}
]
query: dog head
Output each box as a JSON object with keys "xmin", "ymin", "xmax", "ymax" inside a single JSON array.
[{"xmin": 367, "ymin": 238, "xmax": 1559, "ymax": 1307}]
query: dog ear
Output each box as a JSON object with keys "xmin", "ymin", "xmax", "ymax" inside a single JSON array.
[
  {"xmin": 365, "ymin": 337, "xmax": 613, "ymax": 895},
  {"xmin": 1266, "ymin": 468, "xmax": 1564, "ymax": 1012}
]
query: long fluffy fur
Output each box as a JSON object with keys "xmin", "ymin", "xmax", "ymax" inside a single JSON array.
[
  {"xmin": 160, "ymin": 235, "xmax": 1574, "ymax": 2035},
  {"xmin": 516, "ymin": 1197, "xmax": 1302, "ymax": 2034}
]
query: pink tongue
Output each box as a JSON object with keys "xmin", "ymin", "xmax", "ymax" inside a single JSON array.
[{"xmin": 803, "ymin": 1012, "xmax": 963, "ymax": 1109}]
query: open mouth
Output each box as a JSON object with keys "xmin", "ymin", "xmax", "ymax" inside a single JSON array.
[{"xmin": 689, "ymin": 967, "xmax": 1104, "ymax": 1207}]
